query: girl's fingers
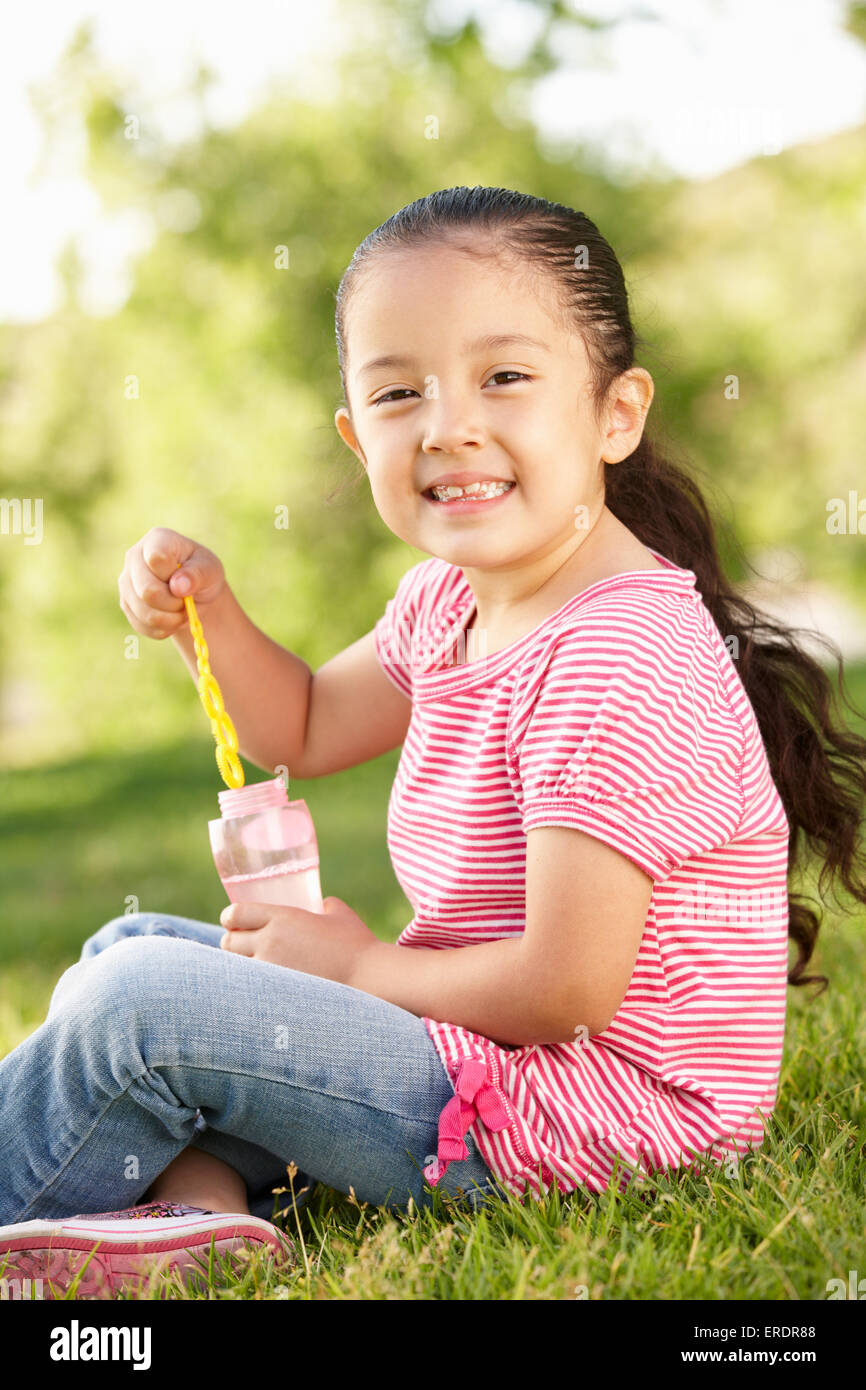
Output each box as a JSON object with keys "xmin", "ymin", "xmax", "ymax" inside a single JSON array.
[
  {"xmin": 117, "ymin": 544, "xmax": 187, "ymax": 636},
  {"xmin": 128, "ymin": 546, "xmax": 187, "ymax": 614},
  {"xmin": 117, "ymin": 532, "xmax": 226, "ymax": 639},
  {"xmin": 117, "ymin": 581, "xmax": 184, "ymax": 638},
  {"xmin": 220, "ymin": 903, "xmax": 272, "ymax": 930},
  {"xmin": 220, "ymin": 928, "xmax": 258, "ymax": 955}
]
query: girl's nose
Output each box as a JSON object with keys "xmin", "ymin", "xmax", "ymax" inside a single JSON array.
[{"xmin": 421, "ymin": 396, "xmax": 487, "ymax": 454}]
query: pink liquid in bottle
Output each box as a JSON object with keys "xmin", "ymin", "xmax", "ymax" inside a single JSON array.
[{"xmin": 208, "ymin": 776, "xmax": 324, "ymax": 912}]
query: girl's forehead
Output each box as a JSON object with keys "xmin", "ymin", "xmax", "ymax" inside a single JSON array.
[
  {"xmin": 348, "ymin": 244, "xmax": 567, "ymax": 339},
  {"xmin": 356, "ymin": 240, "xmax": 535, "ymax": 295}
]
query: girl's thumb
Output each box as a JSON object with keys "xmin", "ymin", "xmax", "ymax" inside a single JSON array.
[{"xmin": 171, "ymin": 567, "xmax": 193, "ymax": 595}]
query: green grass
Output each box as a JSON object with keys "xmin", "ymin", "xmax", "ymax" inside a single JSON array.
[
  {"xmin": 2, "ymin": 659, "xmax": 865, "ymax": 1300},
  {"xmin": 0, "ymin": 740, "xmax": 412, "ymax": 1051}
]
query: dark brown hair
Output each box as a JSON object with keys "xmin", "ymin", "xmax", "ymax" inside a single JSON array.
[{"xmin": 334, "ymin": 185, "xmax": 866, "ymax": 991}]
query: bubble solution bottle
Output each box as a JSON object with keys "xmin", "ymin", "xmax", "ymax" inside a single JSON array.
[{"xmin": 208, "ymin": 775, "xmax": 324, "ymax": 911}]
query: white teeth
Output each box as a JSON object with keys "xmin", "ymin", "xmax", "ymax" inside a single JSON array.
[{"xmin": 430, "ymin": 481, "xmax": 513, "ymax": 501}]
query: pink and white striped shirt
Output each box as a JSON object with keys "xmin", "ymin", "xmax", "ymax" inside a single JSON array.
[{"xmin": 373, "ymin": 549, "xmax": 790, "ymax": 1201}]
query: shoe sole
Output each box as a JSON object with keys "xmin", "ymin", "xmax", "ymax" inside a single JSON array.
[{"xmin": 0, "ymin": 1213, "xmax": 296, "ymax": 1300}]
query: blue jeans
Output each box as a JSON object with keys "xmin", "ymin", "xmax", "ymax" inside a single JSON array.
[{"xmin": 0, "ymin": 912, "xmax": 506, "ymax": 1225}]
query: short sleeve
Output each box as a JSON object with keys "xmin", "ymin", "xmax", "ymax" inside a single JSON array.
[
  {"xmin": 372, "ymin": 561, "xmax": 427, "ymax": 700},
  {"xmin": 508, "ymin": 606, "xmax": 746, "ymax": 883}
]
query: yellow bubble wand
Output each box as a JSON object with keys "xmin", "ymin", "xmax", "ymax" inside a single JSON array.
[{"xmin": 176, "ymin": 562, "xmax": 245, "ymax": 789}]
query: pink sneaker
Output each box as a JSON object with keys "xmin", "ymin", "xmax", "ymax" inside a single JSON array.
[{"xmin": 0, "ymin": 1200, "xmax": 297, "ymax": 1300}]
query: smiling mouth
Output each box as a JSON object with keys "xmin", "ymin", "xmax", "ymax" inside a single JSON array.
[{"xmin": 423, "ymin": 482, "xmax": 517, "ymax": 504}]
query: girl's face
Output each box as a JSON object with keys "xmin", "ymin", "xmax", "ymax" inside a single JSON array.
[{"xmin": 334, "ymin": 241, "xmax": 652, "ymax": 573}]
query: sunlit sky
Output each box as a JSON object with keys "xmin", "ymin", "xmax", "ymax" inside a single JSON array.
[{"xmin": 2, "ymin": 0, "xmax": 864, "ymax": 322}]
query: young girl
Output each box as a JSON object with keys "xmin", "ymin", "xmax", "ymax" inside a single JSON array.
[{"xmin": 2, "ymin": 185, "xmax": 865, "ymax": 1299}]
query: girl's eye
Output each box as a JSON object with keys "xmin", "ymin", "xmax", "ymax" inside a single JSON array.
[
  {"xmin": 372, "ymin": 372, "xmax": 530, "ymax": 406},
  {"xmin": 373, "ymin": 388, "xmax": 417, "ymax": 406},
  {"xmin": 487, "ymin": 371, "xmax": 530, "ymax": 386}
]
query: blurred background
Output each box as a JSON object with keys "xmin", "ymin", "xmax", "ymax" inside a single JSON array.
[{"xmin": 2, "ymin": 0, "xmax": 865, "ymax": 1046}]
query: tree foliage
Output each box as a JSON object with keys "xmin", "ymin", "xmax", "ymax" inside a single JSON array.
[{"xmin": 1, "ymin": 3, "xmax": 863, "ymax": 765}]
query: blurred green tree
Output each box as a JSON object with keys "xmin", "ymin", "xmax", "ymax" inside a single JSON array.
[{"xmin": 0, "ymin": 2, "xmax": 863, "ymax": 768}]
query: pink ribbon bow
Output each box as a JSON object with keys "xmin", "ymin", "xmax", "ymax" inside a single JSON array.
[{"xmin": 423, "ymin": 1057, "xmax": 510, "ymax": 1186}]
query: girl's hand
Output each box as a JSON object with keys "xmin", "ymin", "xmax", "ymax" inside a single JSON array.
[
  {"xmin": 118, "ymin": 525, "xmax": 227, "ymax": 641},
  {"xmin": 218, "ymin": 896, "xmax": 379, "ymax": 986}
]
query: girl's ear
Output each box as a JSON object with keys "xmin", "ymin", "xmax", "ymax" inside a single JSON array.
[
  {"xmin": 334, "ymin": 406, "xmax": 368, "ymax": 469},
  {"xmin": 600, "ymin": 367, "xmax": 654, "ymax": 464}
]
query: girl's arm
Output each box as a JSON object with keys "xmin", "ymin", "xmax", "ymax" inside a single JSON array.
[
  {"xmin": 348, "ymin": 825, "xmax": 653, "ymax": 1047},
  {"xmin": 172, "ymin": 589, "xmax": 412, "ymax": 778}
]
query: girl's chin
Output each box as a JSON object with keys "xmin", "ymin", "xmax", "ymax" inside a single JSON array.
[
  {"xmin": 389, "ymin": 510, "xmax": 520, "ymax": 549},
  {"xmin": 415, "ymin": 533, "xmax": 530, "ymax": 566}
]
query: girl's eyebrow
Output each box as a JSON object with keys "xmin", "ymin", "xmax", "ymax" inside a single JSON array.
[{"xmin": 358, "ymin": 332, "xmax": 551, "ymax": 378}]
